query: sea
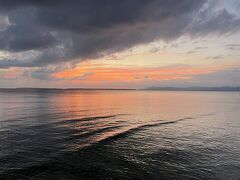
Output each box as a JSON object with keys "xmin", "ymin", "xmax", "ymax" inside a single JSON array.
[{"xmin": 0, "ymin": 89, "xmax": 240, "ymax": 179}]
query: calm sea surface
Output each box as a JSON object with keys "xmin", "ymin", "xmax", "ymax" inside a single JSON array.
[{"xmin": 0, "ymin": 90, "xmax": 240, "ymax": 179}]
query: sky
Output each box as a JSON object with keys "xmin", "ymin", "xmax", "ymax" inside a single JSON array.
[{"xmin": 0, "ymin": 0, "xmax": 240, "ymax": 88}]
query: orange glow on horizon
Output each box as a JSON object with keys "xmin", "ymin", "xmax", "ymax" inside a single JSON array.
[{"xmin": 51, "ymin": 65, "xmax": 224, "ymax": 84}]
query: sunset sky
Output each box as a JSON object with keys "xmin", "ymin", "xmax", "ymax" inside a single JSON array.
[{"xmin": 0, "ymin": 0, "xmax": 240, "ymax": 88}]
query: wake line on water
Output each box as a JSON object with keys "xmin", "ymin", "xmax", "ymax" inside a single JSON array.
[
  {"xmin": 67, "ymin": 125, "xmax": 124, "ymax": 141},
  {"xmin": 92, "ymin": 117, "xmax": 194, "ymax": 145},
  {"xmin": 100, "ymin": 113, "xmax": 215, "ymax": 143},
  {"xmin": 103, "ymin": 112, "xmax": 215, "ymax": 142},
  {"xmin": 70, "ymin": 113, "xmax": 215, "ymax": 148},
  {"xmin": 57, "ymin": 116, "xmax": 197, "ymax": 151}
]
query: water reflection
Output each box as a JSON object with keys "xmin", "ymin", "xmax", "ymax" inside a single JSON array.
[{"xmin": 0, "ymin": 90, "xmax": 240, "ymax": 179}]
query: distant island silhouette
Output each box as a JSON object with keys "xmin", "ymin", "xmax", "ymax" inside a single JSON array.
[
  {"xmin": 145, "ymin": 86, "xmax": 240, "ymax": 91},
  {"xmin": 0, "ymin": 87, "xmax": 240, "ymax": 92}
]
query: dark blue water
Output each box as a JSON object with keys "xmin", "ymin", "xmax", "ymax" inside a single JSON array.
[{"xmin": 0, "ymin": 90, "xmax": 240, "ymax": 179}]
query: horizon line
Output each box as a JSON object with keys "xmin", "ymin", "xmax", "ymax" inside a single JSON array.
[{"xmin": 1, "ymin": 86, "xmax": 240, "ymax": 92}]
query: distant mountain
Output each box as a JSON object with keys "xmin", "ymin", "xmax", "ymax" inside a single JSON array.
[
  {"xmin": 0, "ymin": 88, "xmax": 137, "ymax": 92},
  {"xmin": 145, "ymin": 86, "xmax": 240, "ymax": 91},
  {"xmin": 1, "ymin": 87, "xmax": 240, "ymax": 92}
]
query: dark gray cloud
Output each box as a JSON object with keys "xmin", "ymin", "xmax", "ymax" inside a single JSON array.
[
  {"xmin": 27, "ymin": 69, "xmax": 54, "ymax": 80},
  {"xmin": 224, "ymin": 44, "xmax": 240, "ymax": 50},
  {"xmin": 23, "ymin": 67, "xmax": 94, "ymax": 81},
  {"xmin": 186, "ymin": 46, "xmax": 208, "ymax": 54},
  {"xmin": 0, "ymin": 0, "xmax": 239, "ymax": 68},
  {"xmin": 194, "ymin": 46, "xmax": 207, "ymax": 50},
  {"xmin": 0, "ymin": 7, "xmax": 57, "ymax": 52},
  {"xmin": 205, "ymin": 55, "xmax": 224, "ymax": 60},
  {"xmin": 187, "ymin": 9, "xmax": 240, "ymax": 36}
]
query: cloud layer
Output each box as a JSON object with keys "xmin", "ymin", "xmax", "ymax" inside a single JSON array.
[{"xmin": 0, "ymin": 0, "xmax": 240, "ymax": 68}]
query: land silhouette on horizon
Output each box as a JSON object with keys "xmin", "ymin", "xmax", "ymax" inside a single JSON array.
[{"xmin": 1, "ymin": 86, "xmax": 240, "ymax": 92}]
